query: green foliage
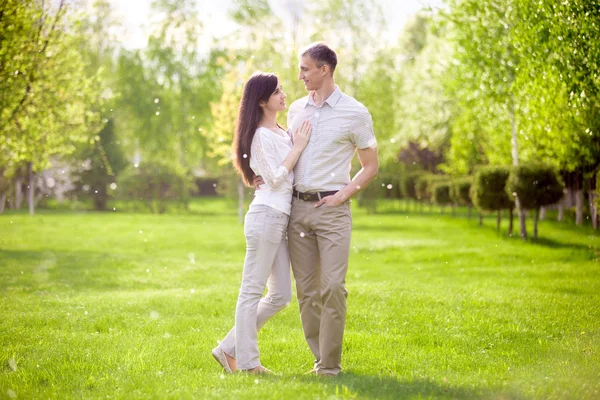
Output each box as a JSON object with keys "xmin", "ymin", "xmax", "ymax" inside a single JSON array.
[
  {"xmin": 116, "ymin": 162, "xmax": 191, "ymax": 213},
  {"xmin": 357, "ymin": 49, "xmax": 400, "ymax": 162},
  {"xmin": 433, "ymin": 0, "xmax": 600, "ymax": 175},
  {"xmin": 516, "ymin": 0, "xmax": 600, "ymax": 171},
  {"xmin": 471, "ymin": 166, "xmax": 514, "ymax": 212},
  {"xmin": 113, "ymin": 0, "xmax": 221, "ymax": 184},
  {"xmin": 397, "ymin": 17, "xmax": 452, "ymax": 155},
  {"xmin": 357, "ymin": 161, "xmax": 404, "ymax": 212},
  {"xmin": 450, "ymin": 178, "xmax": 473, "ymax": 207},
  {"xmin": 403, "ymin": 170, "xmax": 426, "ymax": 200},
  {"xmin": 308, "ymin": 0, "xmax": 385, "ymax": 98},
  {"xmin": 506, "ymin": 163, "xmax": 565, "ymax": 210},
  {"xmin": 203, "ymin": 0, "xmax": 288, "ymax": 192},
  {"xmin": 433, "ymin": 182, "xmax": 452, "ymax": 206},
  {"xmin": 70, "ymin": 119, "xmax": 127, "ymax": 210},
  {"xmin": 416, "ymin": 173, "xmax": 446, "ymax": 203},
  {"xmin": 0, "ymin": 0, "xmax": 103, "ymax": 173}
]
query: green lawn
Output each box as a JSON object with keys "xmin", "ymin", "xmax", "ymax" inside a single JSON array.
[{"xmin": 1, "ymin": 199, "xmax": 599, "ymax": 399}]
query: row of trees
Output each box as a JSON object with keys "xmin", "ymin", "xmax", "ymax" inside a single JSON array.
[
  {"xmin": 362, "ymin": 162, "xmax": 587, "ymax": 239},
  {"xmin": 396, "ymin": 0, "xmax": 600, "ymax": 235},
  {"xmin": 1, "ymin": 0, "xmax": 598, "ymax": 230}
]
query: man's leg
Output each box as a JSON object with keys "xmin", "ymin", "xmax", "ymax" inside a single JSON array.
[
  {"xmin": 314, "ymin": 203, "xmax": 352, "ymax": 375},
  {"xmin": 288, "ymin": 197, "xmax": 322, "ymax": 364}
]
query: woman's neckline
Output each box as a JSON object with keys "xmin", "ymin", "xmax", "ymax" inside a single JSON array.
[{"xmin": 259, "ymin": 126, "xmax": 286, "ymax": 137}]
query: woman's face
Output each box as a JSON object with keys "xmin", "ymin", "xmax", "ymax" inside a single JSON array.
[{"xmin": 262, "ymin": 79, "xmax": 287, "ymax": 112}]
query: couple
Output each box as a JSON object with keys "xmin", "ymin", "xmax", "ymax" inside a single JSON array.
[{"xmin": 212, "ymin": 42, "xmax": 379, "ymax": 376}]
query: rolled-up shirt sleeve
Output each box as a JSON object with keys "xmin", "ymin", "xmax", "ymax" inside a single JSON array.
[{"xmin": 251, "ymin": 131, "xmax": 289, "ymax": 189}]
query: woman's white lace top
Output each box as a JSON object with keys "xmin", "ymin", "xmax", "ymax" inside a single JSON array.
[{"xmin": 249, "ymin": 127, "xmax": 294, "ymax": 215}]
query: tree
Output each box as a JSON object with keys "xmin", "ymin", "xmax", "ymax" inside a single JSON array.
[
  {"xmin": 506, "ymin": 164, "xmax": 565, "ymax": 240},
  {"xmin": 471, "ymin": 166, "xmax": 514, "ymax": 233},
  {"xmin": 397, "ymin": 13, "xmax": 453, "ymax": 161},
  {"xmin": 440, "ymin": 0, "xmax": 600, "ymax": 230},
  {"xmin": 307, "ymin": 0, "xmax": 385, "ymax": 98},
  {"xmin": 515, "ymin": 0, "xmax": 600, "ymax": 224},
  {"xmin": 450, "ymin": 178, "xmax": 473, "ymax": 218},
  {"xmin": 68, "ymin": 0, "xmax": 126, "ymax": 211},
  {"xmin": 202, "ymin": 0, "xmax": 289, "ymax": 221},
  {"xmin": 0, "ymin": 0, "xmax": 103, "ymax": 214},
  {"xmin": 70, "ymin": 119, "xmax": 126, "ymax": 210},
  {"xmin": 433, "ymin": 182, "xmax": 452, "ymax": 214},
  {"xmin": 442, "ymin": 0, "xmax": 528, "ymax": 237}
]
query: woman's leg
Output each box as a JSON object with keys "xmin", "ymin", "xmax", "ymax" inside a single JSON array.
[
  {"xmin": 218, "ymin": 237, "xmax": 290, "ymax": 365},
  {"xmin": 256, "ymin": 237, "xmax": 292, "ymax": 330},
  {"xmin": 234, "ymin": 207, "xmax": 289, "ymax": 370}
]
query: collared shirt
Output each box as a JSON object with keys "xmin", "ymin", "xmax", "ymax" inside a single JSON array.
[{"xmin": 287, "ymin": 85, "xmax": 376, "ymax": 193}]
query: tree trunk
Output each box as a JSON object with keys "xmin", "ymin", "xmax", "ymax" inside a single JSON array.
[
  {"xmin": 479, "ymin": 213, "xmax": 483, "ymax": 227},
  {"xmin": 496, "ymin": 210, "xmax": 501, "ymax": 231},
  {"xmin": 508, "ymin": 207, "xmax": 514, "ymax": 236},
  {"xmin": 0, "ymin": 173, "xmax": 5, "ymax": 214},
  {"xmin": 27, "ymin": 162, "xmax": 35, "ymax": 215},
  {"xmin": 575, "ymin": 190, "xmax": 584, "ymax": 225},
  {"xmin": 516, "ymin": 198, "xmax": 528, "ymax": 240},
  {"xmin": 510, "ymin": 95, "xmax": 519, "ymax": 168},
  {"xmin": 540, "ymin": 206, "xmax": 546, "ymax": 220},
  {"xmin": 534, "ymin": 208, "xmax": 539, "ymax": 241},
  {"xmin": 510, "ymin": 94, "xmax": 527, "ymax": 240},
  {"xmin": 589, "ymin": 191, "xmax": 598, "ymax": 230},
  {"xmin": 558, "ymin": 201, "xmax": 564, "ymax": 221},
  {"xmin": 15, "ymin": 176, "xmax": 23, "ymax": 209},
  {"xmin": 237, "ymin": 180, "xmax": 244, "ymax": 224}
]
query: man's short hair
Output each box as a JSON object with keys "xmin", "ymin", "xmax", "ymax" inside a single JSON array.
[{"xmin": 301, "ymin": 42, "xmax": 337, "ymax": 74}]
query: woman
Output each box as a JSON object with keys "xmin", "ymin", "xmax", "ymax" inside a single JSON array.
[{"xmin": 212, "ymin": 72, "xmax": 311, "ymax": 374}]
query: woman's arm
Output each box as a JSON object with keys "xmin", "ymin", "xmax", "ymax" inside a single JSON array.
[{"xmin": 251, "ymin": 122, "xmax": 311, "ymax": 189}]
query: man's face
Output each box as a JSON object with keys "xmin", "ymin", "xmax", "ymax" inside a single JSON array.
[{"xmin": 298, "ymin": 55, "xmax": 324, "ymax": 91}]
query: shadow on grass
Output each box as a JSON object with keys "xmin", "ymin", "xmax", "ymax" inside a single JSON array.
[
  {"xmin": 258, "ymin": 372, "xmax": 510, "ymax": 399},
  {"xmin": 531, "ymin": 236, "xmax": 596, "ymax": 252},
  {"xmin": 492, "ymin": 232, "xmax": 595, "ymax": 254},
  {"xmin": 352, "ymin": 223, "xmax": 410, "ymax": 233}
]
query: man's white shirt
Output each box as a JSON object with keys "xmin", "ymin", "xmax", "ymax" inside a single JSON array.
[{"xmin": 287, "ymin": 85, "xmax": 376, "ymax": 193}]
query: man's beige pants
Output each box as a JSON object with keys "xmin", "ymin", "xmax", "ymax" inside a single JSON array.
[{"xmin": 288, "ymin": 197, "xmax": 352, "ymax": 376}]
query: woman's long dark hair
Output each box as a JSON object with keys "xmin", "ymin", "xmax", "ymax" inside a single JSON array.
[{"xmin": 233, "ymin": 72, "xmax": 280, "ymax": 187}]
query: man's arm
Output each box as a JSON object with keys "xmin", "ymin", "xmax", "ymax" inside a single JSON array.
[{"xmin": 314, "ymin": 146, "xmax": 379, "ymax": 208}]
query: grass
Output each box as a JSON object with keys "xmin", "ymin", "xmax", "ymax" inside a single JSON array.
[{"xmin": 1, "ymin": 198, "xmax": 599, "ymax": 399}]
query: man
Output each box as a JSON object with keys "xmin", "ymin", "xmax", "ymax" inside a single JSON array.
[{"xmin": 286, "ymin": 42, "xmax": 379, "ymax": 376}]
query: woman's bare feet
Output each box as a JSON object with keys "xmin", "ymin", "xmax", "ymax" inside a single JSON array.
[
  {"xmin": 244, "ymin": 365, "xmax": 273, "ymax": 374},
  {"xmin": 224, "ymin": 352, "xmax": 236, "ymax": 371},
  {"xmin": 211, "ymin": 347, "xmax": 237, "ymax": 373}
]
